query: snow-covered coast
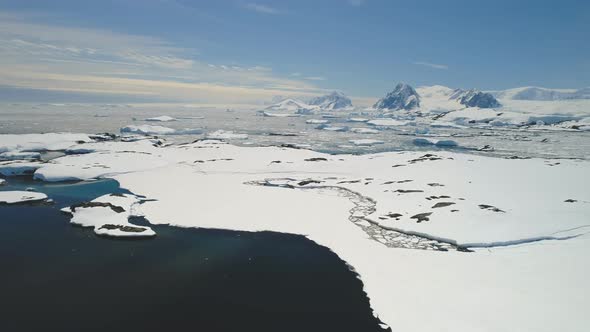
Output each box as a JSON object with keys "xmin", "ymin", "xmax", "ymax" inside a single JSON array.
[{"xmin": 0, "ymin": 133, "xmax": 588, "ymax": 331}]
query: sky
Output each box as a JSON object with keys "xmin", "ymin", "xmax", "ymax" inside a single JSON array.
[{"xmin": 0, "ymin": 0, "xmax": 588, "ymax": 106}]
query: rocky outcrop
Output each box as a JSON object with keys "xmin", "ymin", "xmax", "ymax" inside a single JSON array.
[
  {"xmin": 373, "ymin": 83, "xmax": 420, "ymax": 110},
  {"xmin": 452, "ymin": 89, "xmax": 501, "ymax": 108}
]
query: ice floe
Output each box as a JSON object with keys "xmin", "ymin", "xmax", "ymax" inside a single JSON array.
[
  {"xmin": 260, "ymin": 111, "xmax": 301, "ymax": 118},
  {"xmin": 347, "ymin": 118, "xmax": 369, "ymax": 122},
  {"xmin": 320, "ymin": 126, "xmax": 348, "ymax": 132},
  {"xmin": 120, "ymin": 125, "xmax": 202, "ymax": 136},
  {"xmin": 206, "ymin": 130, "xmax": 249, "ymax": 140},
  {"xmin": 0, "ymin": 191, "xmax": 48, "ymax": 204},
  {"xmin": 350, "ymin": 127, "xmax": 380, "ymax": 134},
  {"xmin": 0, "ymin": 151, "xmax": 41, "ymax": 161},
  {"xmin": 349, "ymin": 139, "xmax": 385, "ymax": 146},
  {"xmin": 305, "ymin": 119, "xmax": 329, "ymax": 124},
  {"xmin": 61, "ymin": 193, "xmax": 155, "ymax": 238},
  {"xmin": 0, "ymin": 160, "xmax": 43, "ymax": 176},
  {"xmin": 144, "ymin": 115, "xmax": 176, "ymax": 122}
]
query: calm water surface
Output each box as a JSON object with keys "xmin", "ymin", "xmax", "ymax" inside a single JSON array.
[{"xmin": 0, "ymin": 178, "xmax": 389, "ymax": 332}]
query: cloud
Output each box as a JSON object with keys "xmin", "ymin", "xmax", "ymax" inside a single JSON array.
[
  {"xmin": 348, "ymin": 0, "xmax": 365, "ymax": 6},
  {"xmin": 0, "ymin": 11, "xmax": 331, "ymax": 106},
  {"xmin": 412, "ymin": 61, "xmax": 449, "ymax": 70},
  {"xmin": 243, "ymin": 3, "xmax": 281, "ymax": 15},
  {"xmin": 303, "ymin": 76, "xmax": 326, "ymax": 81}
]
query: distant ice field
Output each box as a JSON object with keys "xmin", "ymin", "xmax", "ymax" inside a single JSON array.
[{"xmin": 1, "ymin": 102, "xmax": 589, "ymax": 160}]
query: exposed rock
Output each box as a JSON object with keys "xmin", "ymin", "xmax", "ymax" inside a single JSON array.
[
  {"xmin": 409, "ymin": 154, "xmax": 443, "ymax": 163},
  {"xmin": 477, "ymin": 145, "xmax": 494, "ymax": 152},
  {"xmin": 452, "ymin": 89, "xmax": 501, "ymax": 108},
  {"xmin": 385, "ymin": 213, "xmax": 403, "ymax": 220},
  {"xmin": 410, "ymin": 212, "xmax": 433, "ymax": 223},
  {"xmin": 98, "ymin": 224, "xmax": 148, "ymax": 233},
  {"xmin": 394, "ymin": 189, "xmax": 424, "ymax": 194},
  {"xmin": 338, "ymin": 179, "xmax": 361, "ymax": 184},
  {"xmin": 479, "ymin": 204, "xmax": 505, "ymax": 213},
  {"xmin": 69, "ymin": 201, "xmax": 125, "ymax": 213},
  {"xmin": 298, "ymin": 179, "xmax": 323, "ymax": 186},
  {"xmin": 432, "ymin": 202, "xmax": 456, "ymax": 209}
]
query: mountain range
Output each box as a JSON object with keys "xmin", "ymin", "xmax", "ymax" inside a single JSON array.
[
  {"xmin": 264, "ymin": 84, "xmax": 590, "ymax": 114},
  {"xmin": 491, "ymin": 87, "xmax": 590, "ymax": 100}
]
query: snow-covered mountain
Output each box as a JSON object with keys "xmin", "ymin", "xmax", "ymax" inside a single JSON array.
[
  {"xmin": 492, "ymin": 87, "xmax": 590, "ymax": 100},
  {"xmin": 264, "ymin": 98, "xmax": 319, "ymax": 115},
  {"xmin": 373, "ymin": 83, "xmax": 420, "ymax": 110},
  {"xmin": 308, "ymin": 91, "xmax": 353, "ymax": 110},
  {"xmin": 451, "ymin": 89, "xmax": 501, "ymax": 108}
]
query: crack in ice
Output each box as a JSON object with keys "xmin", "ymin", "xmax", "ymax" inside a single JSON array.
[{"xmin": 246, "ymin": 178, "xmax": 469, "ymax": 252}]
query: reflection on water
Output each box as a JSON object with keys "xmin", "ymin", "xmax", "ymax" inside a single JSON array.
[{"xmin": 0, "ymin": 178, "xmax": 388, "ymax": 332}]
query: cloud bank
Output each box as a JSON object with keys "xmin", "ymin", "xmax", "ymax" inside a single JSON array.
[{"xmin": 0, "ymin": 11, "xmax": 327, "ymax": 106}]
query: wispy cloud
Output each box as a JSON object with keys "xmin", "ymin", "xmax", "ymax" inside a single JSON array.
[
  {"xmin": 304, "ymin": 76, "xmax": 326, "ymax": 81},
  {"xmin": 243, "ymin": 3, "xmax": 282, "ymax": 15},
  {"xmin": 412, "ymin": 61, "xmax": 449, "ymax": 70},
  {"xmin": 0, "ymin": 11, "xmax": 330, "ymax": 106}
]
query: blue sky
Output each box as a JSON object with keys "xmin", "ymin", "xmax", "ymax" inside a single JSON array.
[{"xmin": 0, "ymin": 0, "xmax": 588, "ymax": 105}]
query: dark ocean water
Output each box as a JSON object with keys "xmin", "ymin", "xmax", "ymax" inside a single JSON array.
[{"xmin": 0, "ymin": 178, "xmax": 389, "ymax": 332}]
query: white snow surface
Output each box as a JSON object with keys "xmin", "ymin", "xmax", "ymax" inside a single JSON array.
[
  {"xmin": 18, "ymin": 138, "xmax": 590, "ymax": 331},
  {"xmin": 0, "ymin": 190, "xmax": 48, "ymax": 204},
  {"xmin": 264, "ymin": 98, "xmax": 319, "ymax": 115},
  {"xmin": 492, "ymin": 86, "xmax": 590, "ymax": 100},
  {"xmin": 0, "ymin": 133, "xmax": 94, "ymax": 153},
  {"xmin": 366, "ymin": 85, "xmax": 590, "ymax": 131}
]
